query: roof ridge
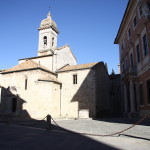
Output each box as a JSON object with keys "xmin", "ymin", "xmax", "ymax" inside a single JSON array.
[
  {"xmin": 27, "ymin": 59, "xmax": 56, "ymax": 74},
  {"xmin": 71, "ymin": 62, "xmax": 99, "ymax": 66},
  {"xmin": 1, "ymin": 59, "xmax": 56, "ymax": 74},
  {"xmin": 57, "ymin": 62, "xmax": 100, "ymax": 72},
  {"xmin": 56, "ymin": 44, "xmax": 69, "ymax": 50},
  {"xmin": 27, "ymin": 59, "xmax": 39, "ymax": 66},
  {"xmin": 57, "ymin": 64, "xmax": 70, "ymax": 71}
]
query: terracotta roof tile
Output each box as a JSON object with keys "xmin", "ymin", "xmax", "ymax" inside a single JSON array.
[
  {"xmin": 38, "ymin": 75, "xmax": 61, "ymax": 84},
  {"xmin": 1, "ymin": 59, "xmax": 54, "ymax": 74},
  {"xmin": 58, "ymin": 62, "xmax": 99, "ymax": 72}
]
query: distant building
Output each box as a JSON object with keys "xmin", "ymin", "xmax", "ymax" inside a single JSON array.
[
  {"xmin": 109, "ymin": 74, "xmax": 122, "ymax": 116},
  {"xmin": 0, "ymin": 12, "xmax": 110, "ymax": 119},
  {"xmin": 114, "ymin": 0, "xmax": 150, "ymax": 117}
]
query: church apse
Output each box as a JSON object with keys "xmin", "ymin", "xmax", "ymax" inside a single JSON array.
[{"xmin": 0, "ymin": 86, "xmax": 30, "ymax": 119}]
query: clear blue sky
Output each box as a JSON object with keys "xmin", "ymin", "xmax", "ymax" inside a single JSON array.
[{"xmin": 0, "ymin": 0, "xmax": 128, "ymax": 74}]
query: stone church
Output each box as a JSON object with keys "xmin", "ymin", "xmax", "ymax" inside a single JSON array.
[{"xmin": 0, "ymin": 12, "xmax": 110, "ymax": 119}]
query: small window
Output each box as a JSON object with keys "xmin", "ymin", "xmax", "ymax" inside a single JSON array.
[
  {"xmin": 12, "ymin": 98, "xmax": 17, "ymax": 113},
  {"xmin": 25, "ymin": 79, "xmax": 28, "ymax": 90},
  {"xmin": 147, "ymin": 2, "xmax": 150, "ymax": 9},
  {"xmin": 139, "ymin": 84, "xmax": 144, "ymax": 105},
  {"xmin": 130, "ymin": 53, "xmax": 133, "ymax": 66},
  {"xmin": 136, "ymin": 44, "xmax": 140, "ymax": 63},
  {"xmin": 52, "ymin": 37, "xmax": 54, "ymax": 46},
  {"xmin": 43, "ymin": 36, "xmax": 47, "ymax": 46},
  {"xmin": 139, "ymin": 6, "xmax": 143, "ymax": 16},
  {"xmin": 133, "ymin": 16, "xmax": 137, "ymax": 27},
  {"xmin": 146, "ymin": 80, "xmax": 150, "ymax": 104},
  {"xmin": 73, "ymin": 75, "xmax": 77, "ymax": 84},
  {"xmin": 143, "ymin": 34, "xmax": 148, "ymax": 56},
  {"xmin": 128, "ymin": 29, "xmax": 131, "ymax": 38}
]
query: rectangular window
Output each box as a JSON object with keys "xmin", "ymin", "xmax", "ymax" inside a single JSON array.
[
  {"xmin": 133, "ymin": 16, "xmax": 137, "ymax": 27},
  {"xmin": 73, "ymin": 75, "xmax": 77, "ymax": 84},
  {"xmin": 146, "ymin": 80, "xmax": 150, "ymax": 104},
  {"xmin": 128, "ymin": 29, "xmax": 131, "ymax": 38},
  {"xmin": 139, "ymin": 6, "xmax": 143, "ymax": 16},
  {"xmin": 25, "ymin": 79, "xmax": 28, "ymax": 90},
  {"xmin": 143, "ymin": 34, "xmax": 148, "ymax": 56},
  {"xmin": 130, "ymin": 53, "xmax": 133, "ymax": 66},
  {"xmin": 136, "ymin": 44, "xmax": 140, "ymax": 63},
  {"xmin": 139, "ymin": 84, "xmax": 144, "ymax": 105},
  {"xmin": 148, "ymin": 2, "xmax": 150, "ymax": 9}
]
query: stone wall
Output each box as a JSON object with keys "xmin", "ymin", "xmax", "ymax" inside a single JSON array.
[
  {"xmin": 19, "ymin": 56, "xmax": 53, "ymax": 71},
  {"xmin": 19, "ymin": 46, "xmax": 77, "ymax": 73},
  {"xmin": 0, "ymin": 69, "xmax": 61, "ymax": 119},
  {"xmin": 54, "ymin": 46, "xmax": 77, "ymax": 71},
  {"xmin": 95, "ymin": 63, "xmax": 111, "ymax": 117},
  {"xmin": 38, "ymin": 28, "xmax": 57, "ymax": 54},
  {"xmin": 109, "ymin": 74, "xmax": 122, "ymax": 116},
  {"xmin": 58, "ymin": 68, "xmax": 96, "ymax": 118}
]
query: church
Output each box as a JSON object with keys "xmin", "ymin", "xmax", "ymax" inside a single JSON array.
[{"xmin": 0, "ymin": 12, "xmax": 110, "ymax": 119}]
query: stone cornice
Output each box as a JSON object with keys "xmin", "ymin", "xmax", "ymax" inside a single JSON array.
[
  {"xmin": 114, "ymin": 0, "xmax": 134, "ymax": 44},
  {"xmin": 38, "ymin": 25, "xmax": 59, "ymax": 34},
  {"xmin": 1, "ymin": 67, "xmax": 57, "ymax": 75},
  {"xmin": 19, "ymin": 54, "xmax": 53, "ymax": 61},
  {"xmin": 37, "ymin": 79, "xmax": 62, "ymax": 85},
  {"xmin": 56, "ymin": 67, "xmax": 92, "ymax": 73}
]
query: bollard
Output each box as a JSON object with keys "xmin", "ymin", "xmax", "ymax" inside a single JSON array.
[{"xmin": 46, "ymin": 115, "xmax": 51, "ymax": 130}]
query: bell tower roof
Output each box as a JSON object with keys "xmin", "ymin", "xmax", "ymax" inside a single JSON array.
[{"xmin": 38, "ymin": 11, "xmax": 59, "ymax": 33}]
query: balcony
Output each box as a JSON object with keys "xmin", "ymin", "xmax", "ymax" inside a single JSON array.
[{"xmin": 121, "ymin": 66, "xmax": 137, "ymax": 80}]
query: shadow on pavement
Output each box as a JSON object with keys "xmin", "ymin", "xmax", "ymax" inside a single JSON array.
[{"xmin": 0, "ymin": 123, "xmax": 120, "ymax": 150}]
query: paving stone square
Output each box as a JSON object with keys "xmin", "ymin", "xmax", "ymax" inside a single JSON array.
[{"xmin": 0, "ymin": 118, "xmax": 150, "ymax": 150}]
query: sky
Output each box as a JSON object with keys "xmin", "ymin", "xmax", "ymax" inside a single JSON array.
[{"xmin": 0, "ymin": 0, "xmax": 128, "ymax": 74}]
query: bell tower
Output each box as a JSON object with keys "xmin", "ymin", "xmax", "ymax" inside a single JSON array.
[{"xmin": 38, "ymin": 12, "xmax": 59, "ymax": 56}]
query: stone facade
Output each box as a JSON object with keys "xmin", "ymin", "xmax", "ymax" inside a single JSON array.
[
  {"xmin": 19, "ymin": 45, "xmax": 77, "ymax": 72},
  {"xmin": 58, "ymin": 68, "xmax": 96, "ymax": 118},
  {"xmin": 0, "ymin": 68, "xmax": 61, "ymax": 119},
  {"xmin": 109, "ymin": 74, "xmax": 122, "ymax": 116},
  {"xmin": 0, "ymin": 12, "xmax": 110, "ymax": 119},
  {"xmin": 114, "ymin": 0, "xmax": 150, "ymax": 117}
]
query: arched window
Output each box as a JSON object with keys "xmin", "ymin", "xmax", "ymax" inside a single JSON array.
[
  {"xmin": 52, "ymin": 37, "xmax": 54, "ymax": 46},
  {"xmin": 43, "ymin": 36, "xmax": 47, "ymax": 46}
]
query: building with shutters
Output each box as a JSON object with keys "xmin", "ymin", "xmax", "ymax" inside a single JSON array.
[{"xmin": 114, "ymin": 0, "xmax": 150, "ymax": 117}]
